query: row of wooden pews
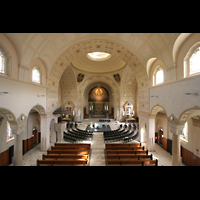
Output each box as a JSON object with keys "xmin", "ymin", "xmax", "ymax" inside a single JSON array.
[
  {"xmin": 105, "ymin": 143, "xmax": 158, "ymax": 166},
  {"xmin": 37, "ymin": 143, "xmax": 91, "ymax": 166}
]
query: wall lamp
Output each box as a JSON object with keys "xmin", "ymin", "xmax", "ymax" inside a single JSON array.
[
  {"xmin": 151, "ymin": 95, "xmax": 158, "ymax": 98},
  {"xmin": 37, "ymin": 95, "xmax": 45, "ymax": 97},
  {"xmin": 184, "ymin": 92, "xmax": 198, "ymax": 96},
  {"xmin": 0, "ymin": 92, "xmax": 10, "ymax": 94}
]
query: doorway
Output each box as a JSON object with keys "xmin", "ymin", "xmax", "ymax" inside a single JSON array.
[
  {"xmin": 32, "ymin": 128, "xmax": 37, "ymax": 147},
  {"xmin": 156, "ymin": 128, "xmax": 163, "ymax": 147}
]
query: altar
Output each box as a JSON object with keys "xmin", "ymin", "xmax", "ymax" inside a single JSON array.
[
  {"xmin": 86, "ymin": 123, "xmax": 111, "ymax": 132},
  {"xmin": 126, "ymin": 118, "xmax": 135, "ymax": 123}
]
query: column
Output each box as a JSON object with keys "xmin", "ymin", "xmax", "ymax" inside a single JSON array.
[
  {"xmin": 169, "ymin": 123, "xmax": 184, "ymax": 166},
  {"xmin": 11, "ymin": 124, "xmax": 25, "ymax": 166},
  {"xmin": 54, "ymin": 122, "xmax": 66, "ymax": 142},
  {"xmin": 40, "ymin": 115, "xmax": 50, "ymax": 152},
  {"xmin": 146, "ymin": 115, "xmax": 155, "ymax": 152},
  {"xmin": 14, "ymin": 133, "xmax": 23, "ymax": 166}
]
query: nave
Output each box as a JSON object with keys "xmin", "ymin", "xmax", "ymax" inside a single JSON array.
[{"xmin": 9, "ymin": 119, "xmax": 182, "ymax": 166}]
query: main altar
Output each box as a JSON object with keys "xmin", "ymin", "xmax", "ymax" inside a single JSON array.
[{"xmin": 86, "ymin": 123, "xmax": 111, "ymax": 132}]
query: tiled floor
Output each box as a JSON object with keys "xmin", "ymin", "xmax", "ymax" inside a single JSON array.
[{"xmin": 13, "ymin": 118, "xmax": 184, "ymax": 166}]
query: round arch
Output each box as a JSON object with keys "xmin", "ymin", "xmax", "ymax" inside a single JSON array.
[
  {"xmin": 78, "ymin": 75, "xmax": 119, "ymax": 107},
  {"xmin": 173, "ymin": 33, "xmax": 193, "ymax": 64},
  {"xmin": 47, "ymin": 38, "xmax": 149, "ymax": 115},
  {"xmin": 178, "ymin": 106, "xmax": 200, "ymax": 125},
  {"xmin": 28, "ymin": 104, "xmax": 46, "ymax": 116},
  {"xmin": 150, "ymin": 104, "xmax": 168, "ymax": 117},
  {"xmin": 0, "ymin": 107, "xmax": 17, "ymax": 123}
]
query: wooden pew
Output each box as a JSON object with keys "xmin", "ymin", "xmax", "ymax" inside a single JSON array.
[
  {"xmin": 105, "ymin": 143, "xmax": 141, "ymax": 148},
  {"xmin": 105, "ymin": 146, "xmax": 144, "ymax": 150},
  {"xmin": 47, "ymin": 150, "xmax": 90, "ymax": 156},
  {"xmin": 51, "ymin": 146, "xmax": 90, "ymax": 151},
  {"xmin": 54, "ymin": 143, "xmax": 90, "ymax": 147},
  {"xmin": 106, "ymin": 154, "xmax": 153, "ymax": 160},
  {"xmin": 106, "ymin": 150, "xmax": 149, "ymax": 155},
  {"xmin": 107, "ymin": 159, "xmax": 158, "ymax": 166},
  {"xmin": 37, "ymin": 159, "xmax": 88, "ymax": 166},
  {"xmin": 42, "ymin": 154, "xmax": 89, "ymax": 161}
]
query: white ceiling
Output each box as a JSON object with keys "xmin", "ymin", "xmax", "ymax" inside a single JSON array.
[{"xmin": 4, "ymin": 33, "xmax": 181, "ymax": 74}]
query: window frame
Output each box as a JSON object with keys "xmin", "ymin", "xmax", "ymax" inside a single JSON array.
[
  {"xmin": 32, "ymin": 66, "xmax": 41, "ymax": 84},
  {"xmin": 184, "ymin": 41, "xmax": 200, "ymax": 78},
  {"xmin": 153, "ymin": 65, "xmax": 164, "ymax": 86},
  {"xmin": 6, "ymin": 121, "xmax": 14, "ymax": 143},
  {"xmin": 180, "ymin": 121, "xmax": 188, "ymax": 143},
  {"xmin": 0, "ymin": 43, "xmax": 12, "ymax": 76}
]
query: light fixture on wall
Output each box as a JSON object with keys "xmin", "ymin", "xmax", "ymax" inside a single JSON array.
[
  {"xmin": 0, "ymin": 92, "xmax": 10, "ymax": 94},
  {"xmin": 184, "ymin": 92, "xmax": 198, "ymax": 96},
  {"xmin": 37, "ymin": 95, "xmax": 45, "ymax": 97},
  {"xmin": 150, "ymin": 95, "xmax": 158, "ymax": 98}
]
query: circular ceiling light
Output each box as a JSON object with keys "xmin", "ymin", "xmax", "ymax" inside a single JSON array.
[{"xmin": 87, "ymin": 52, "xmax": 111, "ymax": 61}]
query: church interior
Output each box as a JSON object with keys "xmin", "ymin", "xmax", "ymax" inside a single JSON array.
[{"xmin": 0, "ymin": 33, "xmax": 200, "ymax": 166}]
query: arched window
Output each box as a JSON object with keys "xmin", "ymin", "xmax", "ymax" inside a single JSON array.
[
  {"xmin": 6, "ymin": 121, "xmax": 14, "ymax": 142},
  {"xmin": 32, "ymin": 66, "xmax": 41, "ymax": 84},
  {"xmin": 184, "ymin": 42, "xmax": 200, "ymax": 78},
  {"xmin": 0, "ymin": 50, "xmax": 6, "ymax": 74},
  {"xmin": 180, "ymin": 121, "xmax": 188, "ymax": 143},
  {"xmin": 153, "ymin": 66, "xmax": 164, "ymax": 86},
  {"xmin": 0, "ymin": 43, "xmax": 12, "ymax": 76}
]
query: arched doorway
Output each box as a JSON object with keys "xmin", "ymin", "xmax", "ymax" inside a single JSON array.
[
  {"xmin": 150, "ymin": 104, "xmax": 168, "ymax": 151},
  {"xmin": 25, "ymin": 104, "xmax": 45, "ymax": 152},
  {"xmin": 26, "ymin": 108, "xmax": 41, "ymax": 152}
]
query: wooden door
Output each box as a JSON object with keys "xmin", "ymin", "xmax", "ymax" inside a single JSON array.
[{"xmin": 32, "ymin": 129, "xmax": 37, "ymax": 145}]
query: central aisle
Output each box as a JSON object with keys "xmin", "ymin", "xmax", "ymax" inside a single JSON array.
[{"xmin": 90, "ymin": 132, "xmax": 106, "ymax": 166}]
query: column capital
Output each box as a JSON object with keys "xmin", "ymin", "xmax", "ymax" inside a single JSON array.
[
  {"xmin": 10, "ymin": 124, "xmax": 26, "ymax": 135},
  {"xmin": 169, "ymin": 123, "xmax": 185, "ymax": 135}
]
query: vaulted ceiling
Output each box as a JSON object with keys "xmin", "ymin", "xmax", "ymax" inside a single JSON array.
[{"xmin": 4, "ymin": 33, "xmax": 181, "ymax": 76}]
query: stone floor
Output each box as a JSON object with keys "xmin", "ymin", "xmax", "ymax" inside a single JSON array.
[{"xmin": 12, "ymin": 118, "xmax": 185, "ymax": 166}]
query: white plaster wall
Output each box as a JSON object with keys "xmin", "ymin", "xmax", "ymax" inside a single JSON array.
[
  {"xmin": 150, "ymin": 74, "xmax": 200, "ymax": 120},
  {"xmin": 0, "ymin": 77, "xmax": 46, "ymax": 119}
]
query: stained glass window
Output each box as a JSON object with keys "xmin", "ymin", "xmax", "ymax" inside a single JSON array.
[
  {"xmin": 180, "ymin": 121, "xmax": 188, "ymax": 143},
  {"xmin": 32, "ymin": 67, "xmax": 41, "ymax": 84},
  {"xmin": 189, "ymin": 47, "xmax": 200, "ymax": 75},
  {"xmin": 6, "ymin": 121, "xmax": 14, "ymax": 142},
  {"xmin": 184, "ymin": 42, "xmax": 200, "ymax": 78},
  {"xmin": 0, "ymin": 51, "xmax": 5, "ymax": 74}
]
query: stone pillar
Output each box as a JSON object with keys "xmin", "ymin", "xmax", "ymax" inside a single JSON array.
[
  {"xmin": 169, "ymin": 123, "xmax": 184, "ymax": 166},
  {"xmin": 146, "ymin": 115, "xmax": 155, "ymax": 152},
  {"xmin": 14, "ymin": 133, "xmax": 23, "ymax": 166},
  {"xmin": 11, "ymin": 124, "xmax": 25, "ymax": 166},
  {"xmin": 54, "ymin": 122, "xmax": 66, "ymax": 142},
  {"xmin": 40, "ymin": 115, "xmax": 49, "ymax": 152}
]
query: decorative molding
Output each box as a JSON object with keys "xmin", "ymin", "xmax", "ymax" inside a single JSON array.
[{"xmin": 20, "ymin": 65, "xmax": 30, "ymax": 71}]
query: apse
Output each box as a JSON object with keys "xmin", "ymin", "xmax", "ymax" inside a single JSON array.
[{"xmin": 88, "ymin": 86, "xmax": 109, "ymax": 102}]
